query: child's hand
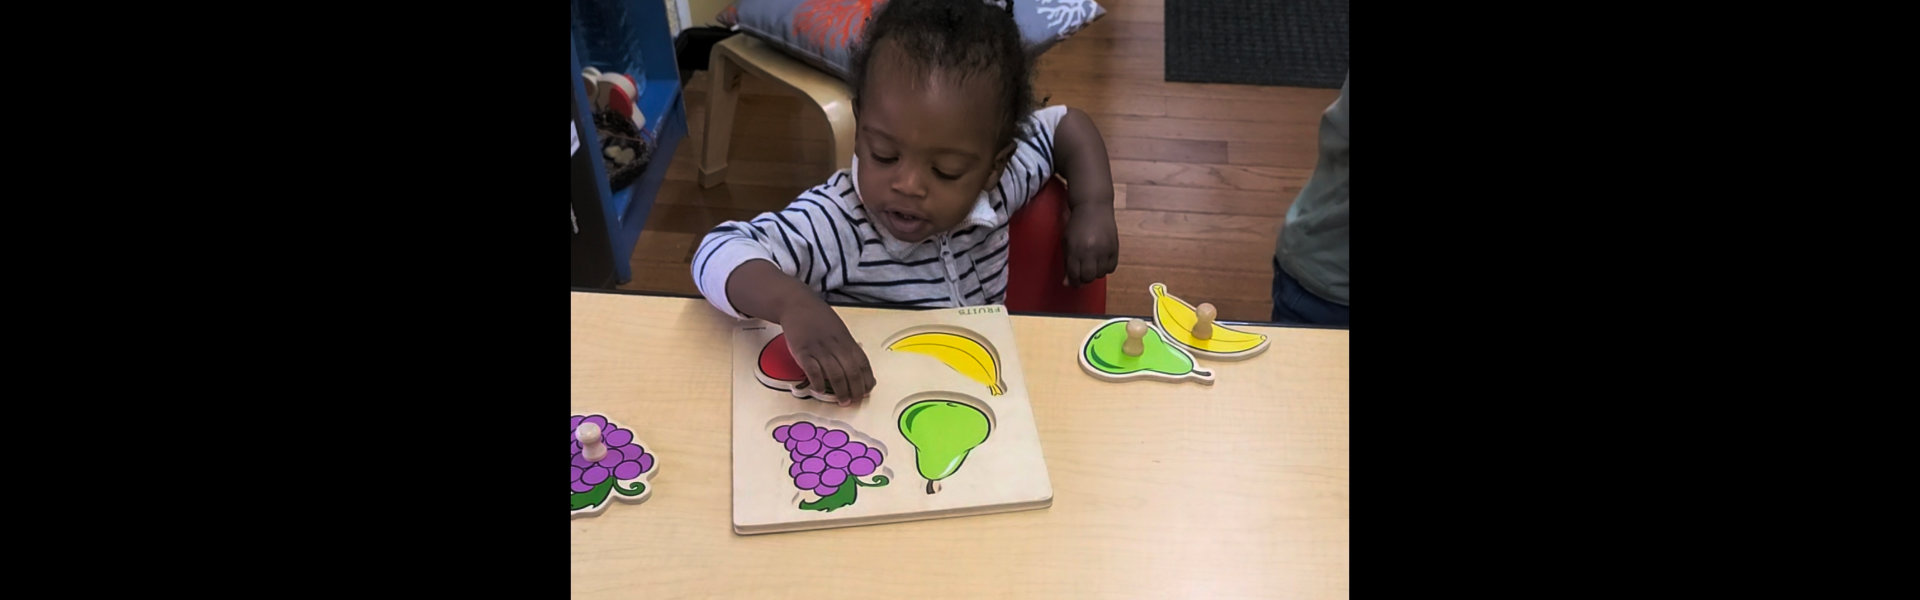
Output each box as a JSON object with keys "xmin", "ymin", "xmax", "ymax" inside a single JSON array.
[
  {"xmin": 779, "ymin": 301, "xmax": 876, "ymax": 404},
  {"xmin": 1064, "ymin": 202, "xmax": 1119, "ymax": 286},
  {"xmin": 722, "ymin": 260, "xmax": 875, "ymax": 403}
]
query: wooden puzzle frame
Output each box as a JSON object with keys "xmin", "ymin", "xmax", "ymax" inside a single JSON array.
[{"xmin": 731, "ymin": 306, "xmax": 1053, "ymax": 535}]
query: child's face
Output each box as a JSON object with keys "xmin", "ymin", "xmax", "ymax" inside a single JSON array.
[{"xmin": 855, "ymin": 47, "xmax": 1015, "ymax": 243}]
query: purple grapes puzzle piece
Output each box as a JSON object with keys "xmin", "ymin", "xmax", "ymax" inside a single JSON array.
[{"xmin": 572, "ymin": 413, "xmax": 660, "ymax": 518}]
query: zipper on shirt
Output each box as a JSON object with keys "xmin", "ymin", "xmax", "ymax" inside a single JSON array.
[{"xmin": 940, "ymin": 234, "xmax": 963, "ymax": 306}]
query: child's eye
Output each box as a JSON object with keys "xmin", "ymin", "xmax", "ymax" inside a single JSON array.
[
  {"xmin": 932, "ymin": 168, "xmax": 962, "ymax": 181},
  {"xmin": 870, "ymin": 152, "xmax": 898, "ymax": 164}
]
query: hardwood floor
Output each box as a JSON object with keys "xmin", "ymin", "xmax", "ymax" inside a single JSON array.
[{"xmin": 618, "ymin": 0, "xmax": 1340, "ymax": 324}]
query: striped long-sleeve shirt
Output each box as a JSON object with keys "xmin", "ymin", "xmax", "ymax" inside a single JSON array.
[{"xmin": 693, "ymin": 105, "xmax": 1070, "ymax": 319}]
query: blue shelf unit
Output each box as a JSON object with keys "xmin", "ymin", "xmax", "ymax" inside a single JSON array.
[{"xmin": 571, "ymin": 0, "xmax": 687, "ymax": 285}]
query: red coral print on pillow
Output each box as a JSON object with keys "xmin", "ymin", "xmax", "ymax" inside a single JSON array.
[{"xmin": 793, "ymin": 0, "xmax": 885, "ymax": 50}]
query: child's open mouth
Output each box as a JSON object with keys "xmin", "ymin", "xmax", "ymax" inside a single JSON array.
[{"xmin": 880, "ymin": 208, "xmax": 932, "ymax": 239}]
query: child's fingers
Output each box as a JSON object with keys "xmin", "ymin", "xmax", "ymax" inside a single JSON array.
[
  {"xmin": 1065, "ymin": 255, "xmax": 1085, "ymax": 287},
  {"xmin": 1073, "ymin": 254, "xmax": 1098, "ymax": 286},
  {"xmin": 843, "ymin": 348, "xmax": 875, "ymax": 401},
  {"xmin": 820, "ymin": 351, "xmax": 856, "ymax": 404},
  {"xmin": 795, "ymin": 354, "xmax": 827, "ymax": 397},
  {"xmin": 862, "ymin": 350, "xmax": 877, "ymax": 391}
]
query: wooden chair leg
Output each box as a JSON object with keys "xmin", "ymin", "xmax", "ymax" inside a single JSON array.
[
  {"xmin": 701, "ymin": 35, "xmax": 857, "ymax": 184},
  {"xmin": 699, "ymin": 47, "xmax": 742, "ymax": 189}
]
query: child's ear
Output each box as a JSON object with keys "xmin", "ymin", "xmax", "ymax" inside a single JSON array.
[{"xmin": 989, "ymin": 142, "xmax": 1017, "ymax": 181}]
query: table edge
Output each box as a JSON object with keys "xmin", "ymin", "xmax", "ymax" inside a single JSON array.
[{"xmin": 568, "ymin": 287, "xmax": 1349, "ymax": 330}]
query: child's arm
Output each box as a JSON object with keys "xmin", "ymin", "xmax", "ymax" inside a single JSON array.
[
  {"xmin": 997, "ymin": 106, "xmax": 1121, "ymax": 287},
  {"xmin": 1051, "ymin": 108, "xmax": 1120, "ymax": 286},
  {"xmin": 692, "ymin": 200, "xmax": 875, "ymax": 403}
]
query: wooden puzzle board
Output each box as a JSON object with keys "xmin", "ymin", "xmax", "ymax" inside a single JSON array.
[{"xmin": 730, "ymin": 305, "xmax": 1053, "ymax": 535}]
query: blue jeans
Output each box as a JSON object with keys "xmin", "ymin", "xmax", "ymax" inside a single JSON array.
[{"xmin": 1271, "ymin": 260, "xmax": 1349, "ymax": 326}]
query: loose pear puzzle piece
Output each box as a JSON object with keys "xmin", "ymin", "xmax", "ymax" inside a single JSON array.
[
  {"xmin": 1079, "ymin": 317, "xmax": 1215, "ymax": 385},
  {"xmin": 571, "ymin": 413, "xmax": 659, "ymax": 518},
  {"xmin": 1149, "ymin": 282, "xmax": 1271, "ymax": 360}
]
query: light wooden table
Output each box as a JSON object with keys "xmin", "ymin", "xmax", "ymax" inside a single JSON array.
[{"xmin": 571, "ymin": 291, "xmax": 1349, "ymax": 598}]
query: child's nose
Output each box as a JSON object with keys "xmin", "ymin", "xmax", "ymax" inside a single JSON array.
[{"xmin": 890, "ymin": 168, "xmax": 927, "ymax": 199}]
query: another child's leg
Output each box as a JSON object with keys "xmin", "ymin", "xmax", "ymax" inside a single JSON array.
[{"xmin": 1270, "ymin": 259, "xmax": 1350, "ymax": 326}]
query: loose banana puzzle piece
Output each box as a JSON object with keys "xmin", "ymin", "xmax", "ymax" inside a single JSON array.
[{"xmin": 1148, "ymin": 283, "xmax": 1271, "ymax": 360}]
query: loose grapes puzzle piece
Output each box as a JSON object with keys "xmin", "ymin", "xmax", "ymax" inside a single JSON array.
[
  {"xmin": 731, "ymin": 306, "xmax": 1052, "ymax": 535},
  {"xmin": 571, "ymin": 413, "xmax": 659, "ymax": 518}
]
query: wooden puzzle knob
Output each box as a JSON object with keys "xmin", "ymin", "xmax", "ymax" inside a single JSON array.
[
  {"xmin": 1123, "ymin": 319, "xmax": 1147, "ymax": 356},
  {"xmin": 576, "ymin": 421, "xmax": 607, "ymax": 461},
  {"xmin": 1194, "ymin": 303, "xmax": 1217, "ymax": 340}
]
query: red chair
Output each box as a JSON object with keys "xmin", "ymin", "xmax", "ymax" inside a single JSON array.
[{"xmin": 1004, "ymin": 177, "xmax": 1108, "ymax": 314}]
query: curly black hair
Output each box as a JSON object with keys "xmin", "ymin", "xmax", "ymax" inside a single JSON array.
[{"xmin": 847, "ymin": 0, "xmax": 1037, "ymax": 153}]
